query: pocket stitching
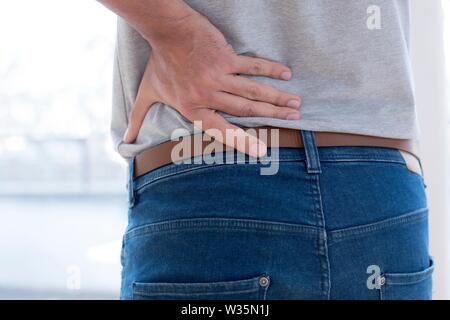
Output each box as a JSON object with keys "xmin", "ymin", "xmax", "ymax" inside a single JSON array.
[
  {"xmin": 123, "ymin": 217, "xmax": 319, "ymax": 243},
  {"xmin": 328, "ymin": 207, "xmax": 428, "ymax": 245},
  {"xmin": 131, "ymin": 274, "xmax": 268, "ymax": 299},
  {"xmin": 383, "ymin": 258, "xmax": 435, "ymax": 286},
  {"xmin": 134, "ymin": 162, "xmax": 228, "ymax": 194},
  {"xmin": 380, "ymin": 258, "xmax": 434, "ymax": 300},
  {"xmin": 133, "ymin": 287, "xmax": 261, "ymax": 297}
]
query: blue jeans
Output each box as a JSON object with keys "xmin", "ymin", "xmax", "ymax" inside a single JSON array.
[{"xmin": 120, "ymin": 130, "xmax": 433, "ymax": 300}]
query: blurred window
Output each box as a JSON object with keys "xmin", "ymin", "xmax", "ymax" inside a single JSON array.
[{"xmin": 0, "ymin": 1, "xmax": 126, "ymax": 299}]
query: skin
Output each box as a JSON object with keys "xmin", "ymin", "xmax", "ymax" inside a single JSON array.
[{"xmin": 97, "ymin": 0, "xmax": 302, "ymax": 157}]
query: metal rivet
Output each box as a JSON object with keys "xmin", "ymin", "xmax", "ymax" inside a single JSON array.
[
  {"xmin": 259, "ymin": 276, "xmax": 270, "ymax": 287},
  {"xmin": 377, "ymin": 276, "xmax": 386, "ymax": 286}
]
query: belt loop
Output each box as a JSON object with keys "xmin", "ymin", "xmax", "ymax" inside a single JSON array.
[
  {"xmin": 127, "ymin": 157, "xmax": 135, "ymax": 208},
  {"xmin": 300, "ymin": 130, "xmax": 322, "ymax": 174}
]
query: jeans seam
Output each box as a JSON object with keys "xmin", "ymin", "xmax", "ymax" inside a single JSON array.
[
  {"xmin": 328, "ymin": 207, "xmax": 428, "ymax": 246},
  {"xmin": 127, "ymin": 157, "xmax": 135, "ymax": 208},
  {"xmin": 313, "ymin": 175, "xmax": 331, "ymax": 300},
  {"xmin": 385, "ymin": 275, "xmax": 433, "ymax": 286},
  {"xmin": 261, "ymin": 284, "xmax": 269, "ymax": 300},
  {"xmin": 135, "ymin": 163, "xmax": 228, "ymax": 193},
  {"xmin": 134, "ymin": 159, "xmax": 303, "ymax": 193},
  {"xmin": 383, "ymin": 257, "xmax": 435, "ymax": 285},
  {"xmin": 124, "ymin": 217, "xmax": 320, "ymax": 242}
]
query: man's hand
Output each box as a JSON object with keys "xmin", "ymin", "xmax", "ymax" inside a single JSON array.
[{"xmin": 98, "ymin": 0, "xmax": 301, "ymax": 157}]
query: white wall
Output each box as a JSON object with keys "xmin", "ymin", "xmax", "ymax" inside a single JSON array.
[{"xmin": 411, "ymin": 0, "xmax": 450, "ymax": 300}]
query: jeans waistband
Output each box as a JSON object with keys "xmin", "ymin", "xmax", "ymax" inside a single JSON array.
[{"xmin": 128, "ymin": 141, "xmax": 410, "ymax": 198}]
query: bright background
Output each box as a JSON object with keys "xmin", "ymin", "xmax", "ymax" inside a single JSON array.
[
  {"xmin": 0, "ymin": 1, "xmax": 124, "ymax": 299},
  {"xmin": 0, "ymin": 1, "xmax": 449, "ymax": 299}
]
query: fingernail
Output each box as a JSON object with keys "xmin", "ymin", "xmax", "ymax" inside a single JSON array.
[
  {"xmin": 286, "ymin": 113, "xmax": 300, "ymax": 120},
  {"xmin": 280, "ymin": 71, "xmax": 292, "ymax": 80},
  {"xmin": 250, "ymin": 142, "xmax": 267, "ymax": 158},
  {"xmin": 287, "ymin": 99, "xmax": 301, "ymax": 109}
]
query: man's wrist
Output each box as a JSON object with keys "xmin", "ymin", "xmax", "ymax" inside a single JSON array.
[
  {"xmin": 142, "ymin": 11, "xmax": 203, "ymax": 47},
  {"xmin": 97, "ymin": 0, "xmax": 203, "ymax": 47}
]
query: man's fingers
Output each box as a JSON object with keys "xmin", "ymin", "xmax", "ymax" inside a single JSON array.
[
  {"xmin": 185, "ymin": 108, "xmax": 267, "ymax": 158},
  {"xmin": 221, "ymin": 75, "xmax": 301, "ymax": 108},
  {"xmin": 123, "ymin": 79, "xmax": 158, "ymax": 144},
  {"xmin": 232, "ymin": 55, "xmax": 293, "ymax": 80},
  {"xmin": 209, "ymin": 92, "xmax": 301, "ymax": 120}
]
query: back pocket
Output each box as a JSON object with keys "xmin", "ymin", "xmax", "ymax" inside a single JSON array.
[
  {"xmin": 132, "ymin": 274, "xmax": 270, "ymax": 300},
  {"xmin": 380, "ymin": 258, "xmax": 434, "ymax": 300}
]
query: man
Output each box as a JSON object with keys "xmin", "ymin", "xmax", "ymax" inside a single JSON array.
[{"xmin": 98, "ymin": 0, "xmax": 433, "ymax": 300}]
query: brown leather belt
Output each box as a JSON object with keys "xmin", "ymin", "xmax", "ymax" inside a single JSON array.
[{"xmin": 134, "ymin": 127, "xmax": 422, "ymax": 178}]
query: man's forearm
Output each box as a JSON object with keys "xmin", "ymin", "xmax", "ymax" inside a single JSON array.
[{"xmin": 96, "ymin": 0, "xmax": 199, "ymax": 44}]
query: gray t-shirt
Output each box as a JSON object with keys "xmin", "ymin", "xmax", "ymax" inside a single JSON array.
[{"xmin": 111, "ymin": 0, "xmax": 418, "ymax": 159}]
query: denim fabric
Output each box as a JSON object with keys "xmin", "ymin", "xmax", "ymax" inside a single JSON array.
[{"xmin": 120, "ymin": 130, "xmax": 433, "ymax": 300}]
